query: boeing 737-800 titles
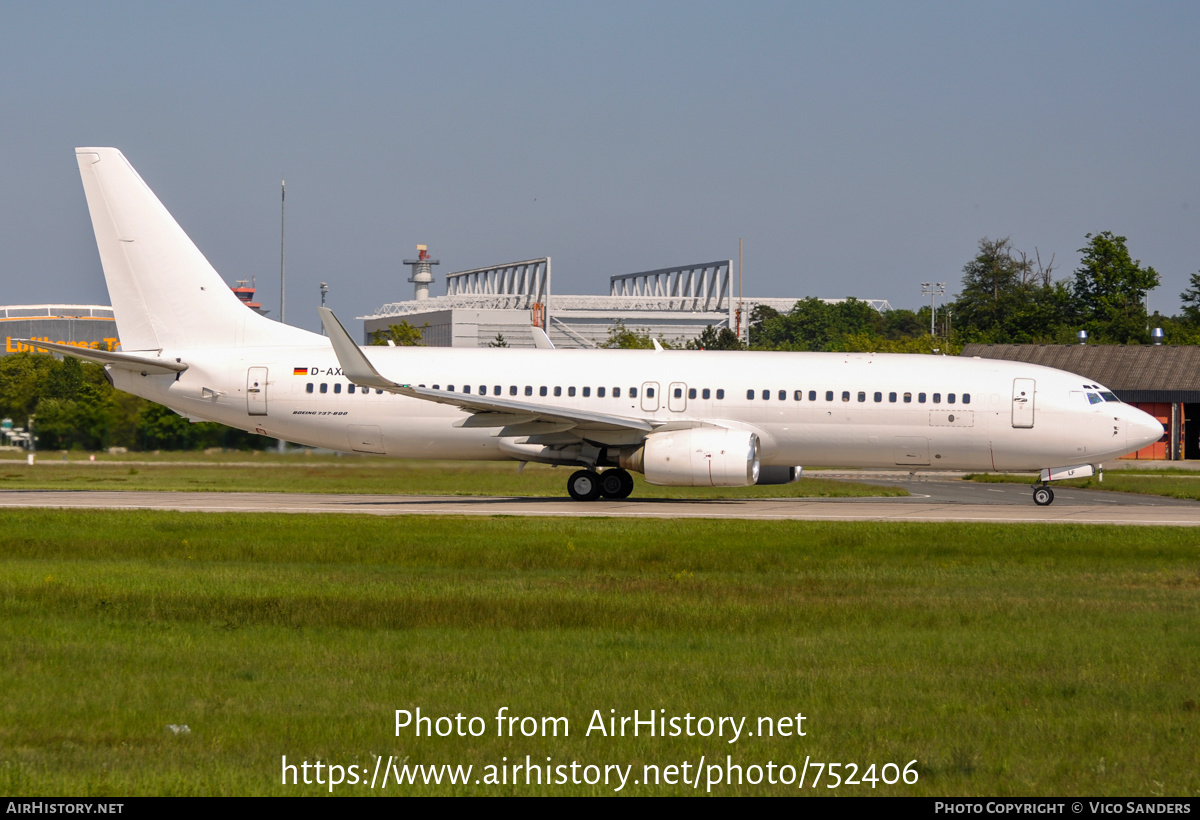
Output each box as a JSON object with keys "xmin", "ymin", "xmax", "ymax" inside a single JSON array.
[{"xmin": 24, "ymin": 148, "xmax": 1164, "ymax": 505}]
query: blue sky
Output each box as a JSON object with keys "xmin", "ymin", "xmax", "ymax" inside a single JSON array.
[{"xmin": 1, "ymin": 1, "xmax": 1197, "ymax": 331}]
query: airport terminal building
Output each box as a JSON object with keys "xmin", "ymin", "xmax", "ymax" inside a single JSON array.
[
  {"xmin": 0, "ymin": 305, "xmax": 119, "ymax": 357},
  {"xmin": 358, "ymin": 253, "xmax": 891, "ymax": 349}
]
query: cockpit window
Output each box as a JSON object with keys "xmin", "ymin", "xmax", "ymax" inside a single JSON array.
[
  {"xmin": 1086, "ymin": 392, "xmax": 1103, "ymax": 405},
  {"xmin": 1100, "ymin": 392, "xmax": 1120, "ymax": 403}
]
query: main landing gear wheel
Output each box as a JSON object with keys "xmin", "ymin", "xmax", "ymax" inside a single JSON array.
[
  {"xmin": 567, "ymin": 469, "xmax": 602, "ymax": 501},
  {"xmin": 1032, "ymin": 486, "xmax": 1055, "ymax": 506},
  {"xmin": 599, "ymin": 468, "xmax": 635, "ymax": 499}
]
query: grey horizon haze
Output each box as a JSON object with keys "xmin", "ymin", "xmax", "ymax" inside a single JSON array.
[{"xmin": 1, "ymin": 1, "xmax": 1197, "ymax": 333}]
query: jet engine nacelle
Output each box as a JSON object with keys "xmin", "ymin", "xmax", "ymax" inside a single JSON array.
[{"xmin": 622, "ymin": 428, "xmax": 761, "ymax": 487}]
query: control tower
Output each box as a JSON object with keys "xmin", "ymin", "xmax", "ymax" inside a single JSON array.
[{"xmin": 403, "ymin": 245, "xmax": 440, "ymax": 301}]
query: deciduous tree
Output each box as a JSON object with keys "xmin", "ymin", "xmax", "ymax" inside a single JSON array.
[{"xmin": 1072, "ymin": 231, "xmax": 1159, "ymax": 343}]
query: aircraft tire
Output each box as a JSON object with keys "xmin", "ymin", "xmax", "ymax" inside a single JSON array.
[
  {"xmin": 1032, "ymin": 486, "xmax": 1054, "ymax": 506},
  {"xmin": 600, "ymin": 469, "xmax": 635, "ymax": 499},
  {"xmin": 567, "ymin": 469, "xmax": 602, "ymax": 501}
]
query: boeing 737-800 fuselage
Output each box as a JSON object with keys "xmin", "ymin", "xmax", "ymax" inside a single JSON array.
[{"xmin": 26, "ymin": 148, "xmax": 1163, "ymax": 505}]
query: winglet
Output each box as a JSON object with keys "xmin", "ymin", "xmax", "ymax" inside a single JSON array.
[
  {"xmin": 531, "ymin": 326, "xmax": 555, "ymax": 349},
  {"xmin": 318, "ymin": 307, "xmax": 398, "ymax": 391}
]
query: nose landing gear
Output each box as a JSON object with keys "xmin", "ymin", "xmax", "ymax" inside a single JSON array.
[{"xmin": 1030, "ymin": 463, "xmax": 1098, "ymax": 506}]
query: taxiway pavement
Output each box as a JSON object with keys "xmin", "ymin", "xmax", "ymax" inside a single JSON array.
[{"xmin": 2, "ymin": 476, "xmax": 1200, "ymax": 526}]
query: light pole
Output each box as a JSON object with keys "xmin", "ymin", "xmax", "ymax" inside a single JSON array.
[
  {"xmin": 280, "ymin": 180, "xmax": 286, "ymax": 324},
  {"xmin": 921, "ymin": 282, "xmax": 945, "ymax": 337}
]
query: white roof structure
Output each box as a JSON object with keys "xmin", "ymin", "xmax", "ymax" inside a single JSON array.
[{"xmin": 359, "ymin": 257, "xmax": 891, "ymax": 348}]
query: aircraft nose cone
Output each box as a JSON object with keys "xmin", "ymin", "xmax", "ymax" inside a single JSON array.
[{"xmin": 1129, "ymin": 407, "xmax": 1164, "ymax": 451}]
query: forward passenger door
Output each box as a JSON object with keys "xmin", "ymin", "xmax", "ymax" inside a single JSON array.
[{"xmin": 1012, "ymin": 379, "xmax": 1035, "ymax": 428}]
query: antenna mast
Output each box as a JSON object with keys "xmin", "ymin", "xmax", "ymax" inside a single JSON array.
[{"xmin": 738, "ymin": 238, "xmax": 744, "ymax": 342}]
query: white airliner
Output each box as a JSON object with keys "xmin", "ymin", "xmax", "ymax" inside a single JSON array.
[{"xmin": 26, "ymin": 148, "xmax": 1164, "ymax": 505}]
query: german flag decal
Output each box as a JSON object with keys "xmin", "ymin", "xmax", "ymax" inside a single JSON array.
[{"xmin": 293, "ymin": 367, "xmax": 308, "ymax": 376}]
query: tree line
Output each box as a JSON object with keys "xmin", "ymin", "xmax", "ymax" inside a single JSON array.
[
  {"xmin": 0, "ymin": 353, "xmax": 274, "ymax": 452},
  {"xmin": 615, "ymin": 231, "xmax": 1189, "ymax": 352}
]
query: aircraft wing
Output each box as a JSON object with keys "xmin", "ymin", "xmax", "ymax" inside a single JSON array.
[
  {"xmin": 319, "ymin": 308, "xmax": 654, "ymax": 434},
  {"xmin": 14, "ymin": 339, "xmax": 188, "ymax": 375}
]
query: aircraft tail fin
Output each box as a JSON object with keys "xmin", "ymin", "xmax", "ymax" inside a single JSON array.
[{"xmin": 75, "ymin": 148, "xmax": 315, "ymax": 351}]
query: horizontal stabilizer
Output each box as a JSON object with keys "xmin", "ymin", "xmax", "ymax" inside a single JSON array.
[{"xmin": 15, "ymin": 339, "xmax": 187, "ymax": 375}]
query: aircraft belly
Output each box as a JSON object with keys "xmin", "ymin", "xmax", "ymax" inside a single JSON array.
[{"xmin": 775, "ymin": 418, "xmax": 996, "ymax": 470}]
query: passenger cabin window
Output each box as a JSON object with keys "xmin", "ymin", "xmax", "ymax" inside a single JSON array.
[
  {"xmin": 809, "ymin": 390, "xmax": 816, "ymax": 401},
  {"xmin": 857, "ymin": 391, "xmax": 866, "ymax": 402},
  {"xmin": 306, "ymin": 383, "xmax": 314, "ymax": 394},
  {"xmin": 688, "ymin": 388, "xmax": 696, "ymax": 399},
  {"xmin": 794, "ymin": 390, "xmax": 803, "ymax": 401},
  {"xmin": 889, "ymin": 392, "xmax": 897, "ymax": 402},
  {"xmin": 567, "ymin": 387, "xmax": 575, "ymax": 397},
  {"xmin": 510, "ymin": 386, "xmax": 517, "ymax": 396},
  {"xmin": 932, "ymin": 393, "xmax": 940, "ymax": 403},
  {"xmin": 320, "ymin": 383, "xmax": 328, "ymax": 394},
  {"xmin": 525, "ymin": 386, "xmax": 533, "ymax": 396},
  {"xmin": 842, "ymin": 391, "xmax": 851, "ymax": 402},
  {"xmin": 334, "ymin": 383, "xmax": 341, "ymax": 394},
  {"xmin": 554, "ymin": 387, "xmax": 562, "ymax": 397},
  {"xmin": 448, "ymin": 385, "xmax": 455, "ymax": 392},
  {"xmin": 492, "ymin": 385, "xmax": 499, "ymax": 395},
  {"xmin": 826, "ymin": 391, "xmax": 834, "ymax": 401},
  {"xmin": 540, "ymin": 387, "xmax": 548, "ymax": 396},
  {"xmin": 462, "ymin": 385, "xmax": 470, "ymax": 394},
  {"xmin": 904, "ymin": 392, "xmax": 912, "ymax": 403},
  {"xmin": 716, "ymin": 389, "xmax": 724, "ymax": 399},
  {"xmin": 777, "ymin": 390, "xmax": 786, "ymax": 401},
  {"xmin": 762, "ymin": 390, "xmax": 770, "ymax": 400},
  {"xmin": 874, "ymin": 392, "xmax": 883, "ymax": 402},
  {"xmin": 963, "ymin": 394, "xmax": 971, "ymax": 404},
  {"xmin": 702, "ymin": 389, "xmax": 710, "ymax": 399},
  {"xmin": 629, "ymin": 388, "xmax": 637, "ymax": 398},
  {"xmin": 348, "ymin": 384, "xmax": 356, "ymax": 394},
  {"xmin": 747, "ymin": 389, "xmax": 755, "ymax": 400},
  {"xmin": 674, "ymin": 388, "xmax": 683, "ymax": 399},
  {"xmin": 582, "ymin": 387, "xmax": 591, "ymax": 397},
  {"xmin": 646, "ymin": 387, "xmax": 655, "ymax": 398},
  {"xmin": 614, "ymin": 387, "xmax": 621, "ymax": 398},
  {"xmin": 918, "ymin": 393, "xmax": 926, "ymax": 403},
  {"xmin": 598, "ymin": 387, "xmax": 606, "ymax": 398},
  {"xmin": 947, "ymin": 393, "xmax": 956, "ymax": 404}
]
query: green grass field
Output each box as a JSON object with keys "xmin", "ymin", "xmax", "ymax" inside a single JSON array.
[
  {"xmin": 1, "ymin": 510, "xmax": 1196, "ymax": 796},
  {"xmin": 0, "ymin": 454, "xmax": 905, "ymax": 499}
]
